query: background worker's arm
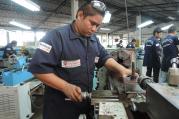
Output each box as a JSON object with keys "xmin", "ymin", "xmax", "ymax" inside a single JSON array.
[{"xmin": 34, "ymin": 73, "xmax": 82, "ymax": 102}]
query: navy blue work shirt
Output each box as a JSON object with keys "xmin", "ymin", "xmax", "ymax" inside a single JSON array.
[
  {"xmin": 161, "ymin": 34, "xmax": 179, "ymax": 72},
  {"xmin": 126, "ymin": 42, "xmax": 135, "ymax": 48},
  {"xmin": 143, "ymin": 36, "xmax": 162, "ymax": 68},
  {"xmin": 28, "ymin": 24, "xmax": 111, "ymax": 92}
]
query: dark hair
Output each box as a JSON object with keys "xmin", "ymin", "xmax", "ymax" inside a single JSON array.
[
  {"xmin": 132, "ymin": 39, "xmax": 136, "ymax": 42},
  {"xmin": 153, "ymin": 27, "xmax": 162, "ymax": 36},
  {"xmin": 11, "ymin": 40, "xmax": 17, "ymax": 45},
  {"xmin": 168, "ymin": 26, "xmax": 177, "ymax": 33},
  {"xmin": 76, "ymin": 1, "xmax": 106, "ymax": 18}
]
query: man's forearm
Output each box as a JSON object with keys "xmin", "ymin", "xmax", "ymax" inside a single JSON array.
[
  {"xmin": 104, "ymin": 58, "xmax": 132, "ymax": 77},
  {"xmin": 34, "ymin": 73, "xmax": 68, "ymax": 92},
  {"xmin": 34, "ymin": 73, "xmax": 83, "ymax": 102}
]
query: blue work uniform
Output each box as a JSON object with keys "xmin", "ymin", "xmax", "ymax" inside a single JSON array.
[
  {"xmin": 3, "ymin": 43, "xmax": 16, "ymax": 58},
  {"xmin": 143, "ymin": 36, "xmax": 162, "ymax": 82},
  {"xmin": 116, "ymin": 43, "xmax": 123, "ymax": 48},
  {"xmin": 28, "ymin": 23, "xmax": 111, "ymax": 119},
  {"xmin": 161, "ymin": 35, "xmax": 179, "ymax": 72},
  {"xmin": 126, "ymin": 42, "xmax": 135, "ymax": 48}
]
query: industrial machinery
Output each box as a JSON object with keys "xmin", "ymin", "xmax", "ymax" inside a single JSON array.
[
  {"xmin": 0, "ymin": 55, "xmax": 33, "ymax": 86},
  {"xmin": 144, "ymin": 57, "xmax": 179, "ymax": 119},
  {"xmin": 0, "ymin": 82, "xmax": 33, "ymax": 119},
  {"xmin": 90, "ymin": 49, "xmax": 179, "ymax": 119},
  {"xmin": 91, "ymin": 90, "xmax": 128, "ymax": 119},
  {"xmin": 146, "ymin": 83, "xmax": 179, "ymax": 119},
  {"xmin": 96, "ymin": 49, "xmax": 136, "ymax": 90},
  {"xmin": 0, "ymin": 55, "xmax": 36, "ymax": 119},
  {"xmin": 168, "ymin": 57, "xmax": 179, "ymax": 86},
  {"xmin": 90, "ymin": 49, "xmax": 146, "ymax": 119}
]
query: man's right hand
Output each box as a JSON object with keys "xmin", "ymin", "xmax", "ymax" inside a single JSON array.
[{"xmin": 62, "ymin": 82, "xmax": 82, "ymax": 102}]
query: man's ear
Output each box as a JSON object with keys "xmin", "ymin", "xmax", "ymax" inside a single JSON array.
[{"xmin": 77, "ymin": 11, "xmax": 84, "ymax": 20}]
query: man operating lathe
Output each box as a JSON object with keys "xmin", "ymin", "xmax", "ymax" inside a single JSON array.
[{"xmin": 29, "ymin": 1, "xmax": 138, "ymax": 119}]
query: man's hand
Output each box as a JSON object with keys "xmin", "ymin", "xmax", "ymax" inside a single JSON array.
[
  {"xmin": 62, "ymin": 83, "xmax": 82, "ymax": 102},
  {"xmin": 120, "ymin": 68, "xmax": 131, "ymax": 78},
  {"xmin": 121, "ymin": 68, "xmax": 139, "ymax": 78},
  {"xmin": 119, "ymin": 68, "xmax": 139, "ymax": 83}
]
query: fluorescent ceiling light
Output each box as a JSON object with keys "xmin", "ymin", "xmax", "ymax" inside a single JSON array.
[
  {"xmin": 161, "ymin": 24, "xmax": 174, "ymax": 31},
  {"xmin": 9, "ymin": 20, "xmax": 31, "ymax": 30},
  {"xmin": 102, "ymin": 11, "xmax": 111, "ymax": 23},
  {"xmin": 11, "ymin": 0, "xmax": 40, "ymax": 11},
  {"xmin": 100, "ymin": 28, "xmax": 111, "ymax": 30},
  {"xmin": 168, "ymin": 16, "xmax": 175, "ymax": 20},
  {"xmin": 137, "ymin": 20, "xmax": 154, "ymax": 28}
]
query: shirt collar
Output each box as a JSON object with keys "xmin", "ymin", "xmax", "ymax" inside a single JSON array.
[
  {"xmin": 151, "ymin": 36, "xmax": 160, "ymax": 40},
  {"xmin": 69, "ymin": 21, "xmax": 96, "ymax": 42}
]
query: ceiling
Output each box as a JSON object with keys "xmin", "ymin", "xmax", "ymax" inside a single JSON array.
[{"xmin": 0, "ymin": 0, "xmax": 179, "ymax": 34}]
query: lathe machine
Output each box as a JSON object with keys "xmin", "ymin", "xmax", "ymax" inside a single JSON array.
[{"xmin": 87, "ymin": 49, "xmax": 179, "ymax": 119}]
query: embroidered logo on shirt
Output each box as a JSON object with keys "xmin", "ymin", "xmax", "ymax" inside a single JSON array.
[
  {"xmin": 61, "ymin": 59, "xmax": 81, "ymax": 68},
  {"xmin": 7, "ymin": 48, "xmax": 11, "ymax": 50},
  {"xmin": 38, "ymin": 42, "xmax": 52, "ymax": 53},
  {"xmin": 95, "ymin": 57, "xmax": 99, "ymax": 63},
  {"xmin": 146, "ymin": 44, "xmax": 152, "ymax": 47},
  {"xmin": 156, "ymin": 43, "xmax": 160, "ymax": 47}
]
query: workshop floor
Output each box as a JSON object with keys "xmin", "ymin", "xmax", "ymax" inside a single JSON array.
[
  {"xmin": 32, "ymin": 109, "xmax": 43, "ymax": 119},
  {"xmin": 31, "ymin": 95, "xmax": 43, "ymax": 119}
]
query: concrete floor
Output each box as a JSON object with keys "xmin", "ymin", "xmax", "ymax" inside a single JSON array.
[
  {"xmin": 31, "ymin": 109, "xmax": 43, "ymax": 119},
  {"xmin": 31, "ymin": 95, "xmax": 43, "ymax": 119}
]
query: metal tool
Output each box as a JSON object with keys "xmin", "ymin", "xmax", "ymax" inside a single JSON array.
[
  {"xmin": 131, "ymin": 62, "xmax": 136, "ymax": 80},
  {"xmin": 65, "ymin": 92, "xmax": 91, "ymax": 101},
  {"xmin": 138, "ymin": 76, "xmax": 153, "ymax": 90}
]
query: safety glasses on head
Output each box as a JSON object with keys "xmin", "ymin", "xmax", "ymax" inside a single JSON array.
[{"xmin": 91, "ymin": 0, "xmax": 106, "ymax": 13}]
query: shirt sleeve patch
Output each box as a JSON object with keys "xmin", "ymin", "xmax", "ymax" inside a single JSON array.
[{"xmin": 38, "ymin": 42, "xmax": 52, "ymax": 53}]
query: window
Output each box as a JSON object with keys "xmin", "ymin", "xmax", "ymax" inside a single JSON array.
[
  {"xmin": 36, "ymin": 31, "xmax": 46, "ymax": 41},
  {"xmin": 1, "ymin": 30, "xmax": 46, "ymax": 47},
  {"xmin": 22, "ymin": 31, "xmax": 35, "ymax": 42},
  {"xmin": 9, "ymin": 30, "xmax": 23, "ymax": 46},
  {"xmin": 0, "ymin": 29, "xmax": 7, "ymax": 46}
]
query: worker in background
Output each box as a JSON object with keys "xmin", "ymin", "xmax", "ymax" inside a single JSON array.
[
  {"xmin": 20, "ymin": 46, "xmax": 30, "ymax": 57},
  {"xmin": 29, "ymin": 1, "xmax": 138, "ymax": 119},
  {"xmin": 143, "ymin": 27, "xmax": 162, "ymax": 83},
  {"xmin": 126, "ymin": 38, "xmax": 136, "ymax": 48},
  {"xmin": 159, "ymin": 26, "xmax": 179, "ymax": 83},
  {"xmin": 116, "ymin": 40, "xmax": 123, "ymax": 48},
  {"xmin": 2, "ymin": 40, "xmax": 17, "ymax": 58}
]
